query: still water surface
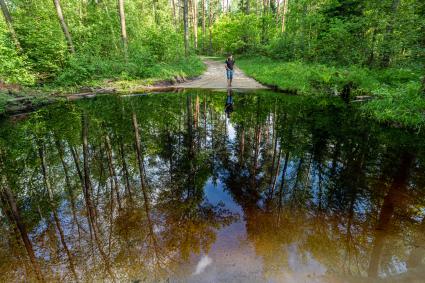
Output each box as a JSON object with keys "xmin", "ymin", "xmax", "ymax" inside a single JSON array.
[{"xmin": 0, "ymin": 90, "xmax": 425, "ymax": 282}]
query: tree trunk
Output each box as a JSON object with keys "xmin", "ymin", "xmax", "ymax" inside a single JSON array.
[
  {"xmin": 38, "ymin": 143, "xmax": 79, "ymax": 281},
  {"xmin": 0, "ymin": 148, "xmax": 45, "ymax": 282},
  {"xmin": 69, "ymin": 145, "xmax": 89, "ymax": 212},
  {"xmin": 269, "ymin": 113, "xmax": 281, "ymax": 197},
  {"xmin": 281, "ymin": 0, "xmax": 289, "ymax": 33},
  {"xmin": 240, "ymin": 126, "xmax": 245, "ymax": 163},
  {"xmin": 202, "ymin": 0, "xmax": 206, "ymax": 52},
  {"xmin": 172, "ymin": 0, "xmax": 177, "ymax": 26},
  {"xmin": 70, "ymin": 143, "xmax": 96, "ymax": 252},
  {"xmin": 105, "ymin": 134, "xmax": 122, "ymax": 210},
  {"xmin": 102, "ymin": 1, "xmax": 119, "ymax": 51},
  {"xmin": 1, "ymin": 187, "xmax": 45, "ymax": 282},
  {"xmin": 193, "ymin": 0, "xmax": 198, "ymax": 50},
  {"xmin": 184, "ymin": 0, "xmax": 189, "ymax": 55},
  {"xmin": 261, "ymin": 0, "xmax": 266, "ymax": 43},
  {"xmin": 366, "ymin": 28, "xmax": 377, "ymax": 67},
  {"xmin": 271, "ymin": 147, "xmax": 281, "ymax": 196},
  {"xmin": 52, "ymin": 211, "xmax": 78, "ymax": 281},
  {"xmin": 0, "ymin": 0, "xmax": 22, "ymax": 51},
  {"xmin": 53, "ymin": 0, "xmax": 75, "ymax": 54},
  {"xmin": 251, "ymin": 125, "xmax": 261, "ymax": 187},
  {"xmin": 194, "ymin": 95, "xmax": 200, "ymax": 127},
  {"xmin": 132, "ymin": 112, "xmax": 156, "ymax": 246},
  {"xmin": 82, "ymin": 113, "xmax": 116, "ymax": 281},
  {"xmin": 118, "ymin": 0, "xmax": 128, "ymax": 58},
  {"xmin": 275, "ymin": 0, "xmax": 280, "ymax": 26},
  {"xmin": 208, "ymin": 0, "xmax": 213, "ymax": 54},
  {"xmin": 132, "ymin": 113, "xmax": 148, "ymax": 192},
  {"xmin": 368, "ymin": 151, "xmax": 414, "ymax": 277},
  {"xmin": 81, "ymin": 113, "xmax": 96, "ymax": 241},
  {"xmin": 54, "ymin": 139, "xmax": 82, "ymax": 241},
  {"xmin": 380, "ymin": 0, "xmax": 400, "ymax": 68},
  {"xmin": 153, "ymin": 0, "xmax": 159, "ymax": 24},
  {"xmin": 120, "ymin": 142, "xmax": 133, "ymax": 200},
  {"xmin": 178, "ymin": 0, "xmax": 182, "ymax": 23},
  {"xmin": 277, "ymin": 151, "xmax": 290, "ymax": 208},
  {"xmin": 186, "ymin": 95, "xmax": 196, "ymax": 197}
]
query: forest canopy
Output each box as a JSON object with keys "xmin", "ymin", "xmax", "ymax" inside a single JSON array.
[{"xmin": 1, "ymin": 0, "xmax": 424, "ymax": 85}]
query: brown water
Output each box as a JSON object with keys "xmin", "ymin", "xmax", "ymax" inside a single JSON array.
[{"xmin": 0, "ymin": 90, "xmax": 424, "ymax": 282}]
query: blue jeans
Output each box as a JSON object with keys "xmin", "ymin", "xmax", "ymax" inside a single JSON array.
[{"xmin": 226, "ymin": 69, "xmax": 234, "ymax": 80}]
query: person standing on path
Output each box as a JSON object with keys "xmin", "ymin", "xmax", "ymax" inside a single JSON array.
[{"xmin": 225, "ymin": 54, "xmax": 235, "ymax": 87}]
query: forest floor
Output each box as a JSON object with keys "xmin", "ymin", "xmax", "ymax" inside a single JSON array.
[{"xmin": 175, "ymin": 58, "xmax": 267, "ymax": 89}]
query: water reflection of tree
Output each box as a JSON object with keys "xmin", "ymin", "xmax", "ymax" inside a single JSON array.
[
  {"xmin": 0, "ymin": 93, "xmax": 237, "ymax": 282},
  {"xmin": 1, "ymin": 91, "xmax": 425, "ymax": 282},
  {"xmin": 153, "ymin": 93, "xmax": 237, "ymax": 264},
  {"xmin": 216, "ymin": 94, "xmax": 425, "ymax": 281}
]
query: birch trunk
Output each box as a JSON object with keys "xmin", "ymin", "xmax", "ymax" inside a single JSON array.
[
  {"xmin": 53, "ymin": 0, "xmax": 75, "ymax": 53},
  {"xmin": 118, "ymin": 0, "xmax": 128, "ymax": 58},
  {"xmin": 281, "ymin": 0, "xmax": 289, "ymax": 33},
  {"xmin": 184, "ymin": 0, "xmax": 189, "ymax": 55},
  {"xmin": 202, "ymin": 0, "xmax": 206, "ymax": 52},
  {"xmin": 0, "ymin": 0, "xmax": 22, "ymax": 51},
  {"xmin": 172, "ymin": 0, "xmax": 177, "ymax": 26},
  {"xmin": 193, "ymin": 0, "xmax": 198, "ymax": 49},
  {"xmin": 105, "ymin": 134, "xmax": 122, "ymax": 210}
]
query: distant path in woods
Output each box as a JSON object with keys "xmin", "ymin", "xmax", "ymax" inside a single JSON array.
[{"xmin": 175, "ymin": 58, "xmax": 268, "ymax": 90}]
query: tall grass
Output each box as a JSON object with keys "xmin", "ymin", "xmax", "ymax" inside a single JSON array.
[{"xmin": 237, "ymin": 57, "xmax": 424, "ymax": 128}]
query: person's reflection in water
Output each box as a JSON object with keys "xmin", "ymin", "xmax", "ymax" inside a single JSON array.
[{"xmin": 225, "ymin": 88, "xmax": 234, "ymax": 118}]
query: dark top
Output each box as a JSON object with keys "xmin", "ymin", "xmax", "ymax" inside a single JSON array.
[
  {"xmin": 226, "ymin": 95, "xmax": 233, "ymax": 105},
  {"xmin": 225, "ymin": 58, "xmax": 235, "ymax": 70}
]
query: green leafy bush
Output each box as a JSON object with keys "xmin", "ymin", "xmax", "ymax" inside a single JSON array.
[
  {"xmin": 237, "ymin": 57, "xmax": 424, "ymax": 128},
  {"xmin": 0, "ymin": 26, "xmax": 35, "ymax": 85},
  {"xmin": 361, "ymin": 82, "xmax": 425, "ymax": 128}
]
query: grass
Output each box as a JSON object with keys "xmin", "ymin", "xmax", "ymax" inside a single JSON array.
[
  {"xmin": 237, "ymin": 57, "xmax": 425, "ymax": 129},
  {"xmin": 360, "ymin": 83, "xmax": 425, "ymax": 129},
  {"xmin": 0, "ymin": 56, "xmax": 206, "ymax": 115},
  {"xmin": 51, "ymin": 55, "xmax": 205, "ymax": 89}
]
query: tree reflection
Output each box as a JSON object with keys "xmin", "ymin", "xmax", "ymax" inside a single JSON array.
[
  {"xmin": 0, "ymin": 91, "xmax": 424, "ymax": 282},
  {"xmin": 217, "ymin": 93, "xmax": 425, "ymax": 281}
]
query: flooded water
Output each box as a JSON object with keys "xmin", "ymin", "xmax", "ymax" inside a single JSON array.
[{"xmin": 0, "ymin": 90, "xmax": 425, "ymax": 283}]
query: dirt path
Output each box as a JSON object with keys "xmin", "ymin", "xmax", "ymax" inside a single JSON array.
[{"xmin": 176, "ymin": 59, "xmax": 267, "ymax": 90}]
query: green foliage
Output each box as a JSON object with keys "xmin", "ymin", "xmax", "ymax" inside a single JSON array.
[
  {"xmin": 54, "ymin": 55, "xmax": 204, "ymax": 86},
  {"xmin": 211, "ymin": 13, "xmax": 263, "ymax": 55},
  {"xmin": 237, "ymin": 57, "xmax": 425, "ymax": 128},
  {"xmin": 13, "ymin": 0, "xmax": 67, "ymax": 76},
  {"xmin": 208, "ymin": 0, "xmax": 425, "ymax": 72},
  {"xmin": 361, "ymin": 82, "xmax": 425, "ymax": 128},
  {"xmin": 238, "ymin": 57, "xmax": 375, "ymax": 94},
  {"xmin": 1, "ymin": 0, "xmax": 198, "ymax": 87},
  {"xmin": 0, "ymin": 22, "xmax": 34, "ymax": 85}
]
